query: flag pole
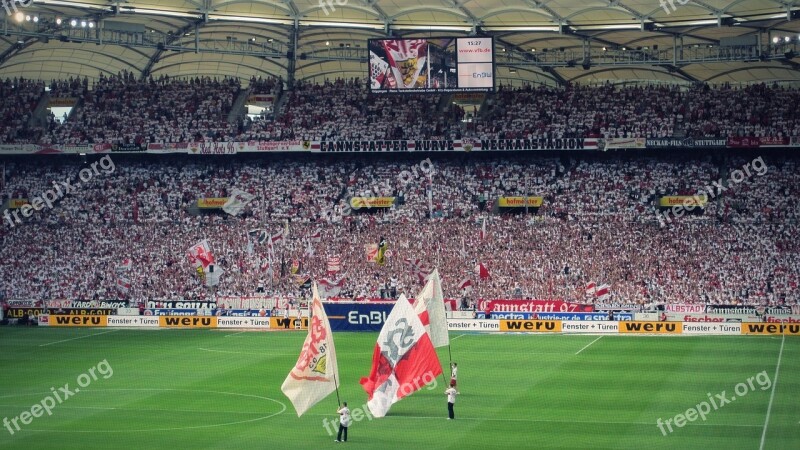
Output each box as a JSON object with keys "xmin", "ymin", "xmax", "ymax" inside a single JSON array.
[{"xmin": 333, "ymin": 371, "xmax": 342, "ymax": 407}]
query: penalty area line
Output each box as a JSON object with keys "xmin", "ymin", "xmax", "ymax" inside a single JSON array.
[
  {"xmin": 575, "ymin": 336, "xmax": 602, "ymax": 355},
  {"xmin": 40, "ymin": 329, "xmax": 120, "ymax": 347}
]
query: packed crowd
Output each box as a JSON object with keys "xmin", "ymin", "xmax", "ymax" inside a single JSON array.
[
  {"xmin": 1, "ymin": 153, "xmax": 797, "ymax": 308},
  {"xmin": 1, "ymin": 77, "xmax": 800, "ymax": 144},
  {"xmin": 42, "ymin": 71, "xmax": 241, "ymax": 145}
]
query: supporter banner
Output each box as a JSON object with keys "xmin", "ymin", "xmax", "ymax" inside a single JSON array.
[
  {"xmin": 107, "ymin": 316, "xmax": 160, "ymax": 327},
  {"xmin": 323, "ymin": 303, "xmax": 394, "ymax": 332},
  {"xmin": 69, "ymin": 300, "xmax": 128, "ymax": 308},
  {"xmin": 646, "ymin": 138, "xmax": 726, "ymax": 149},
  {"xmin": 144, "ymin": 309, "xmax": 208, "ymax": 316},
  {"xmin": 618, "ymin": 321, "xmax": 681, "ymax": 334},
  {"xmin": 159, "ymin": 316, "xmax": 218, "ymax": 328},
  {"xmin": 705, "ymin": 305, "xmax": 757, "ymax": 315},
  {"xmin": 62, "ymin": 145, "xmax": 93, "ymax": 154},
  {"xmin": 196, "ymin": 198, "xmax": 227, "ymax": 209},
  {"xmin": 666, "ymin": 313, "xmax": 758, "ymax": 322},
  {"xmin": 312, "ymin": 138, "xmax": 600, "ymax": 153},
  {"xmin": 764, "ymin": 315, "xmax": 800, "ymax": 323},
  {"xmin": 561, "ymin": 321, "xmax": 619, "ymax": 333},
  {"xmin": 243, "ymin": 140, "xmax": 306, "ymax": 152},
  {"xmin": 446, "ymin": 319, "xmax": 500, "ymax": 332},
  {"xmin": 592, "ymin": 304, "xmax": 640, "ymax": 312},
  {"xmin": 246, "ymin": 94, "xmax": 275, "ymax": 104},
  {"xmin": 499, "ymin": 320, "xmax": 562, "ymax": 332},
  {"xmin": 7, "ymin": 308, "xmax": 44, "ymax": 318},
  {"xmin": 44, "ymin": 299, "xmax": 74, "ymax": 308},
  {"xmin": 538, "ymin": 312, "xmax": 633, "ymax": 321},
  {"xmin": 6, "ymin": 300, "xmax": 41, "ymax": 307},
  {"xmin": 741, "ymin": 323, "xmax": 800, "ymax": 336},
  {"xmin": 147, "ymin": 301, "xmax": 217, "ymax": 309},
  {"xmin": 111, "ymin": 143, "xmax": 146, "ymax": 153},
  {"xmin": 146, "ymin": 142, "xmax": 189, "ymax": 154},
  {"xmin": 658, "ymin": 195, "xmax": 708, "ymax": 208},
  {"xmin": 269, "ymin": 316, "xmax": 309, "ymax": 330},
  {"xmin": 350, "ymin": 197, "xmax": 396, "ymax": 208},
  {"xmin": 497, "ymin": 196, "xmax": 543, "ymax": 208},
  {"xmin": 217, "ymin": 316, "xmax": 271, "ymax": 329},
  {"xmin": 0, "ymin": 144, "xmax": 61, "ymax": 154},
  {"xmin": 665, "ymin": 304, "xmax": 705, "ymax": 313},
  {"xmin": 604, "ymin": 138, "xmax": 646, "ymax": 149},
  {"xmin": 187, "ymin": 142, "xmax": 241, "ymax": 155},
  {"xmin": 45, "ymin": 308, "xmax": 114, "ymax": 316},
  {"xmin": 117, "ymin": 307, "xmax": 140, "ymax": 316},
  {"xmin": 479, "ymin": 138, "xmax": 597, "ymax": 151},
  {"xmin": 216, "ymin": 296, "xmax": 275, "ymax": 310},
  {"xmin": 48, "ymin": 97, "xmax": 78, "ymax": 107},
  {"xmin": 764, "ymin": 306, "xmax": 794, "ymax": 315},
  {"xmin": 478, "ymin": 300, "xmax": 593, "ymax": 313},
  {"xmin": 6, "ymin": 199, "xmax": 29, "ymax": 209},
  {"xmin": 49, "ymin": 315, "xmax": 108, "ymax": 327},
  {"xmin": 218, "ymin": 309, "xmax": 271, "ymax": 317},
  {"xmin": 682, "ymin": 322, "xmax": 741, "ymax": 335},
  {"xmin": 727, "ymin": 136, "xmax": 790, "ymax": 148}
]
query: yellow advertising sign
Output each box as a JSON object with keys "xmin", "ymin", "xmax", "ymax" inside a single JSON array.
[
  {"xmin": 49, "ymin": 315, "xmax": 108, "ymax": 327},
  {"xmin": 159, "ymin": 316, "xmax": 218, "ymax": 328},
  {"xmin": 659, "ymin": 196, "xmax": 707, "ymax": 208},
  {"xmin": 197, "ymin": 198, "xmax": 228, "ymax": 208},
  {"xmin": 499, "ymin": 320, "xmax": 561, "ymax": 332},
  {"xmin": 350, "ymin": 197, "xmax": 396, "ymax": 209},
  {"xmin": 619, "ymin": 321, "xmax": 681, "ymax": 334},
  {"xmin": 497, "ymin": 197, "xmax": 544, "ymax": 208}
]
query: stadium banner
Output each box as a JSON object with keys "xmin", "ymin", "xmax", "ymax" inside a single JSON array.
[
  {"xmin": 478, "ymin": 138, "xmax": 598, "ymax": 151},
  {"xmin": 69, "ymin": 300, "xmax": 128, "ymax": 308},
  {"xmin": 664, "ymin": 304, "xmax": 704, "ymax": 313},
  {"xmin": 349, "ymin": 197, "xmax": 396, "ymax": 208},
  {"xmin": 311, "ymin": 138, "xmax": 600, "ymax": 153},
  {"xmin": 618, "ymin": 321, "xmax": 681, "ymax": 334},
  {"xmin": 496, "ymin": 196, "xmax": 543, "ymax": 208},
  {"xmin": 117, "ymin": 307, "xmax": 140, "ymax": 316},
  {"xmin": 44, "ymin": 308, "xmax": 114, "ymax": 316},
  {"xmin": 7, "ymin": 307, "xmax": 45, "ymax": 318},
  {"xmin": 242, "ymin": 140, "xmax": 306, "ymax": 152},
  {"xmin": 146, "ymin": 301, "xmax": 217, "ymax": 309},
  {"xmin": 216, "ymin": 296, "xmax": 274, "ymax": 309},
  {"xmin": 6, "ymin": 300, "xmax": 39, "ymax": 307},
  {"xmin": 705, "ymin": 305, "xmax": 757, "ymax": 315},
  {"xmin": 0, "ymin": 144, "xmax": 63, "ymax": 154},
  {"xmin": 143, "ymin": 308, "xmax": 209, "ymax": 316},
  {"xmin": 48, "ymin": 97, "xmax": 79, "ymax": 107},
  {"xmin": 111, "ymin": 143, "xmax": 146, "ymax": 153},
  {"xmin": 269, "ymin": 316, "xmax": 309, "ymax": 329},
  {"xmin": 187, "ymin": 142, "xmax": 241, "ymax": 155},
  {"xmin": 217, "ymin": 316, "xmax": 271, "ymax": 329},
  {"xmin": 196, "ymin": 198, "xmax": 228, "ymax": 209},
  {"xmin": 604, "ymin": 138, "xmax": 646, "ymax": 149},
  {"xmin": 49, "ymin": 315, "xmax": 109, "ymax": 327},
  {"xmin": 764, "ymin": 306, "xmax": 796, "ymax": 315},
  {"xmin": 500, "ymin": 319, "xmax": 562, "ymax": 332},
  {"xmin": 666, "ymin": 313, "xmax": 758, "ymax": 322},
  {"xmin": 646, "ymin": 138, "xmax": 726, "ymax": 149},
  {"xmin": 561, "ymin": 321, "xmax": 619, "ymax": 333},
  {"xmin": 107, "ymin": 316, "xmax": 160, "ymax": 327},
  {"xmin": 446, "ymin": 319, "xmax": 500, "ymax": 332},
  {"xmin": 590, "ymin": 304, "xmax": 640, "ymax": 312},
  {"xmin": 478, "ymin": 300, "xmax": 593, "ymax": 313},
  {"xmin": 741, "ymin": 323, "xmax": 800, "ymax": 336},
  {"xmin": 5, "ymin": 198, "xmax": 30, "ymax": 209},
  {"xmin": 764, "ymin": 315, "xmax": 800, "ymax": 323},
  {"xmin": 159, "ymin": 316, "xmax": 218, "ymax": 328},
  {"xmin": 146, "ymin": 142, "xmax": 189, "ymax": 154},
  {"xmin": 727, "ymin": 136, "xmax": 789, "ymax": 148},
  {"xmin": 475, "ymin": 312, "xmax": 631, "ymax": 321},
  {"xmin": 658, "ymin": 195, "xmax": 708, "ymax": 208},
  {"xmin": 322, "ymin": 302, "xmax": 394, "ymax": 331},
  {"xmin": 682, "ymin": 322, "xmax": 741, "ymax": 335}
]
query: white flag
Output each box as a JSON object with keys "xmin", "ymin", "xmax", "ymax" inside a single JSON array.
[
  {"xmin": 413, "ymin": 268, "xmax": 450, "ymax": 348},
  {"xmin": 222, "ymin": 188, "xmax": 255, "ymax": 216},
  {"xmin": 281, "ymin": 284, "xmax": 340, "ymax": 416}
]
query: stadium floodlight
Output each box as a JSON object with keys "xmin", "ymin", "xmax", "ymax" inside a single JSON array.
[
  {"xmin": 80, "ymin": 20, "xmax": 87, "ymax": 28},
  {"xmin": 70, "ymin": 19, "xmax": 78, "ymax": 27},
  {"xmin": 772, "ymin": 37, "xmax": 779, "ymax": 44},
  {"xmin": 88, "ymin": 21, "xmax": 95, "ymax": 28},
  {"xmin": 25, "ymin": 15, "xmax": 31, "ymax": 22},
  {"xmin": 14, "ymin": 12, "xmax": 24, "ymax": 23},
  {"xmin": 785, "ymin": 36, "xmax": 791, "ymax": 43},
  {"xmin": 33, "ymin": 16, "xmax": 39, "ymax": 23},
  {"xmin": 56, "ymin": 18, "xmax": 62, "ymax": 25}
]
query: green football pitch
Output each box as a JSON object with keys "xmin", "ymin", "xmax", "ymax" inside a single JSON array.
[{"xmin": 0, "ymin": 328, "xmax": 797, "ymax": 449}]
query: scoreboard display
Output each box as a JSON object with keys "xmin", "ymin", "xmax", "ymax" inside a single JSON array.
[{"xmin": 368, "ymin": 37, "xmax": 495, "ymax": 93}]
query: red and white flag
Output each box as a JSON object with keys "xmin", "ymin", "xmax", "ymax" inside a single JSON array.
[
  {"xmin": 187, "ymin": 240, "xmax": 214, "ymax": 269},
  {"xmin": 404, "ymin": 258, "xmax": 431, "ymax": 285},
  {"xmin": 116, "ymin": 276, "xmax": 131, "ymax": 293},
  {"xmin": 475, "ymin": 262, "xmax": 491, "ymax": 280},
  {"xmin": 365, "ymin": 244, "xmax": 379, "ymax": 263},
  {"xmin": 585, "ymin": 281, "xmax": 597, "ymax": 296},
  {"xmin": 595, "ymin": 284, "xmax": 611, "ymax": 301},
  {"xmin": 458, "ymin": 278, "xmax": 473, "ymax": 293},
  {"xmin": 116, "ymin": 258, "xmax": 133, "ymax": 272},
  {"xmin": 318, "ymin": 277, "xmax": 345, "ymax": 298},
  {"xmin": 380, "ymin": 39, "xmax": 427, "ymax": 89},
  {"xmin": 479, "ymin": 217, "xmax": 487, "ymax": 240},
  {"xmin": 360, "ymin": 295, "xmax": 442, "ymax": 418},
  {"xmin": 327, "ymin": 256, "xmax": 341, "ymax": 273},
  {"xmin": 281, "ymin": 284, "xmax": 340, "ymax": 417},
  {"xmin": 412, "ymin": 268, "xmax": 449, "ymax": 348},
  {"xmin": 309, "ymin": 229, "xmax": 322, "ymax": 243}
]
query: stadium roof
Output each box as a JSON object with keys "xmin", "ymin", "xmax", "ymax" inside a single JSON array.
[{"xmin": 0, "ymin": 0, "xmax": 798, "ymax": 86}]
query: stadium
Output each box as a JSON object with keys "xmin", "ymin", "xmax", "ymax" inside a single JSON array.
[{"xmin": 0, "ymin": 0, "xmax": 799, "ymax": 449}]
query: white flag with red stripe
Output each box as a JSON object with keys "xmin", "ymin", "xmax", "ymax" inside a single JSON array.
[
  {"xmin": 360, "ymin": 295, "xmax": 442, "ymax": 418},
  {"xmin": 281, "ymin": 284, "xmax": 340, "ymax": 416},
  {"xmin": 412, "ymin": 268, "xmax": 449, "ymax": 348}
]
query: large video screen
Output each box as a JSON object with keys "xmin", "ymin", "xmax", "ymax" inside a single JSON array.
[{"xmin": 368, "ymin": 37, "xmax": 494, "ymax": 93}]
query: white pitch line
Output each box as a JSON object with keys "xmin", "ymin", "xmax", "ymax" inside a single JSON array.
[
  {"xmin": 451, "ymin": 334, "xmax": 467, "ymax": 341},
  {"xmin": 759, "ymin": 333, "xmax": 785, "ymax": 450},
  {"xmin": 575, "ymin": 336, "xmax": 602, "ymax": 355},
  {"xmin": 40, "ymin": 329, "xmax": 119, "ymax": 347},
  {"xmin": 224, "ymin": 331, "xmax": 247, "ymax": 338}
]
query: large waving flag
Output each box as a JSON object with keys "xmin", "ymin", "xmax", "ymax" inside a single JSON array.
[
  {"xmin": 222, "ymin": 188, "xmax": 255, "ymax": 216},
  {"xmin": 360, "ymin": 295, "xmax": 442, "ymax": 418},
  {"xmin": 187, "ymin": 240, "xmax": 214, "ymax": 269},
  {"xmin": 412, "ymin": 268, "xmax": 449, "ymax": 348},
  {"xmin": 375, "ymin": 237, "xmax": 388, "ymax": 266},
  {"xmin": 281, "ymin": 284, "xmax": 340, "ymax": 417}
]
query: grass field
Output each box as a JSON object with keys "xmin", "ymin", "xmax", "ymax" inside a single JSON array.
[{"xmin": 0, "ymin": 328, "xmax": 797, "ymax": 449}]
